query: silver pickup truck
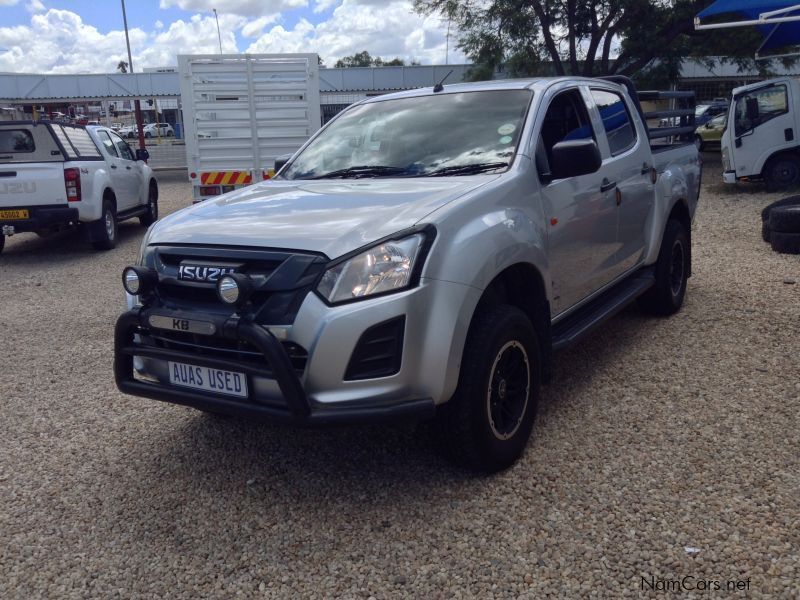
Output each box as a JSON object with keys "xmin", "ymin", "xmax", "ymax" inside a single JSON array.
[{"xmin": 114, "ymin": 76, "xmax": 700, "ymax": 472}]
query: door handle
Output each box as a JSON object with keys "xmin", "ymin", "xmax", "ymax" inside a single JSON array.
[
  {"xmin": 110, "ymin": 164, "xmax": 117, "ymax": 169},
  {"xmin": 641, "ymin": 162, "xmax": 650, "ymax": 175},
  {"xmin": 126, "ymin": 166, "xmax": 132, "ymax": 170},
  {"xmin": 600, "ymin": 178, "xmax": 617, "ymax": 193},
  {"xmin": 786, "ymin": 128, "xmax": 794, "ymax": 142}
]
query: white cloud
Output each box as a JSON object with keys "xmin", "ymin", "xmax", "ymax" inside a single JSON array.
[
  {"xmin": 0, "ymin": 10, "xmax": 248, "ymax": 73},
  {"xmin": 154, "ymin": 19, "xmax": 164, "ymax": 29},
  {"xmin": 0, "ymin": 9, "xmax": 147, "ymax": 73},
  {"xmin": 0, "ymin": 0, "xmax": 21, "ymax": 6},
  {"xmin": 241, "ymin": 14, "xmax": 280, "ymax": 38},
  {"xmin": 159, "ymin": 0, "xmax": 307, "ymax": 17},
  {"xmin": 246, "ymin": 0, "xmax": 464, "ymax": 66},
  {"xmin": 26, "ymin": 0, "xmax": 45, "ymax": 12},
  {"xmin": 314, "ymin": 0, "xmax": 339, "ymax": 13}
]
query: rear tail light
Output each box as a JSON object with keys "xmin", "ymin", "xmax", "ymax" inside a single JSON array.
[
  {"xmin": 64, "ymin": 167, "xmax": 81, "ymax": 202},
  {"xmin": 199, "ymin": 185, "xmax": 221, "ymax": 196}
]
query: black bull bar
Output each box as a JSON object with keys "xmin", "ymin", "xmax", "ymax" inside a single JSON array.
[{"xmin": 113, "ymin": 306, "xmax": 436, "ymax": 424}]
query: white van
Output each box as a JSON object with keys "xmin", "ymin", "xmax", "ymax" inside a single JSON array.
[{"xmin": 721, "ymin": 77, "xmax": 800, "ymax": 190}]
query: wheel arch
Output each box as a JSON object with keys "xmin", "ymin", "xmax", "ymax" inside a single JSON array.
[{"xmin": 467, "ymin": 262, "xmax": 553, "ymax": 384}]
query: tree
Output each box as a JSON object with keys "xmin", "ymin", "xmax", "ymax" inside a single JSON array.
[
  {"xmin": 117, "ymin": 61, "xmax": 128, "ymax": 74},
  {"xmin": 334, "ymin": 51, "xmax": 411, "ymax": 68},
  {"xmin": 412, "ymin": 0, "xmax": 779, "ymax": 81}
]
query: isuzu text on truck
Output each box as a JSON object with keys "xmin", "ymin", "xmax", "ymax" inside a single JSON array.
[{"xmin": 115, "ymin": 77, "xmax": 700, "ymax": 472}]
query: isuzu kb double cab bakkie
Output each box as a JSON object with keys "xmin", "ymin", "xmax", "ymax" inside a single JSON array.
[
  {"xmin": 115, "ymin": 77, "xmax": 700, "ymax": 472},
  {"xmin": 0, "ymin": 122, "xmax": 158, "ymax": 254}
]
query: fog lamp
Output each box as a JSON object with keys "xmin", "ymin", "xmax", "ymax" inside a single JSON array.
[
  {"xmin": 217, "ymin": 273, "xmax": 254, "ymax": 307},
  {"xmin": 122, "ymin": 266, "xmax": 157, "ymax": 296}
]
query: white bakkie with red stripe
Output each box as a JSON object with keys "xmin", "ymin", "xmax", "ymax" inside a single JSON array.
[
  {"xmin": 0, "ymin": 121, "xmax": 158, "ymax": 254},
  {"xmin": 179, "ymin": 53, "xmax": 320, "ymax": 202}
]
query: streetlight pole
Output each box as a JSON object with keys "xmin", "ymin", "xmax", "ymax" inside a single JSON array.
[
  {"xmin": 445, "ymin": 18, "xmax": 451, "ymax": 65},
  {"xmin": 121, "ymin": 0, "xmax": 146, "ymax": 152},
  {"xmin": 213, "ymin": 8, "xmax": 223, "ymax": 54}
]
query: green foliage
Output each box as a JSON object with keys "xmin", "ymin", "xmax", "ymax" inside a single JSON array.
[
  {"xmin": 413, "ymin": 0, "xmax": 796, "ymax": 79},
  {"xmin": 334, "ymin": 51, "xmax": 410, "ymax": 68}
]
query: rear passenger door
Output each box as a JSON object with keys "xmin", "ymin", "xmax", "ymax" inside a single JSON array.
[
  {"xmin": 96, "ymin": 130, "xmax": 135, "ymax": 209},
  {"xmin": 588, "ymin": 88, "xmax": 655, "ymax": 276},
  {"xmin": 108, "ymin": 131, "xmax": 143, "ymax": 209},
  {"xmin": 536, "ymin": 86, "xmax": 619, "ymax": 315}
]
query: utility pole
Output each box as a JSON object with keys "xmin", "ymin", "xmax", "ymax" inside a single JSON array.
[
  {"xmin": 213, "ymin": 9, "xmax": 223, "ymax": 54},
  {"xmin": 121, "ymin": 0, "xmax": 146, "ymax": 152},
  {"xmin": 445, "ymin": 18, "xmax": 451, "ymax": 65}
]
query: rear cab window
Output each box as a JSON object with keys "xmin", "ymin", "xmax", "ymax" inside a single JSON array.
[
  {"xmin": 0, "ymin": 130, "xmax": 35, "ymax": 154},
  {"xmin": 590, "ymin": 89, "xmax": 637, "ymax": 156}
]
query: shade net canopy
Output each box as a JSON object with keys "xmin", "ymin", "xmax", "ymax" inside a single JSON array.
[{"xmin": 697, "ymin": 0, "xmax": 800, "ymax": 51}]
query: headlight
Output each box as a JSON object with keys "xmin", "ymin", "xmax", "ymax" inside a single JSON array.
[{"xmin": 317, "ymin": 232, "xmax": 428, "ymax": 304}]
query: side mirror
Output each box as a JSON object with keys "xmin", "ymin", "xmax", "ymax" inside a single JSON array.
[
  {"xmin": 135, "ymin": 148, "xmax": 149, "ymax": 162},
  {"xmin": 549, "ymin": 140, "xmax": 602, "ymax": 180},
  {"xmin": 274, "ymin": 153, "xmax": 293, "ymax": 173}
]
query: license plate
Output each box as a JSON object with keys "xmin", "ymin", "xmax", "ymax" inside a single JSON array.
[
  {"xmin": 168, "ymin": 361, "xmax": 248, "ymax": 398},
  {"xmin": 149, "ymin": 314, "xmax": 216, "ymax": 335},
  {"xmin": 0, "ymin": 209, "xmax": 28, "ymax": 220}
]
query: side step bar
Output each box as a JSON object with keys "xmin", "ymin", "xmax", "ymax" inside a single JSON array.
[
  {"xmin": 552, "ymin": 270, "xmax": 655, "ymax": 352},
  {"xmin": 117, "ymin": 205, "xmax": 148, "ymax": 221}
]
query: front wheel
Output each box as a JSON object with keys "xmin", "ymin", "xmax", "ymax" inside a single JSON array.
[
  {"xmin": 91, "ymin": 199, "xmax": 117, "ymax": 250},
  {"xmin": 437, "ymin": 305, "xmax": 540, "ymax": 473},
  {"xmin": 139, "ymin": 182, "xmax": 159, "ymax": 226},
  {"xmin": 764, "ymin": 154, "xmax": 800, "ymax": 191},
  {"xmin": 144, "ymin": 132, "xmax": 152, "ymax": 139},
  {"xmin": 638, "ymin": 219, "xmax": 690, "ymax": 316},
  {"xmin": 0, "ymin": 235, "xmax": 5, "ymax": 255}
]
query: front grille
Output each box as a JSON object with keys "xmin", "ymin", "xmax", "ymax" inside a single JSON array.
[
  {"xmin": 344, "ymin": 316, "xmax": 405, "ymax": 381},
  {"xmin": 144, "ymin": 329, "xmax": 308, "ymax": 372},
  {"xmin": 144, "ymin": 244, "xmax": 328, "ymax": 325}
]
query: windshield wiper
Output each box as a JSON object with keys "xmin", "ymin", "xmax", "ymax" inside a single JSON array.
[
  {"xmin": 310, "ymin": 165, "xmax": 410, "ymax": 179},
  {"xmin": 423, "ymin": 162, "xmax": 509, "ymax": 177}
]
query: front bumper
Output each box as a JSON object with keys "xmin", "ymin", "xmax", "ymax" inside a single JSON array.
[
  {"xmin": 114, "ymin": 306, "xmax": 435, "ymax": 425},
  {"xmin": 723, "ymin": 170, "xmax": 737, "ymax": 184},
  {"xmin": 0, "ymin": 205, "xmax": 79, "ymax": 234}
]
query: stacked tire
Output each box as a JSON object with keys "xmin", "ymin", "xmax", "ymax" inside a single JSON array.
[{"xmin": 762, "ymin": 196, "xmax": 800, "ymax": 254}]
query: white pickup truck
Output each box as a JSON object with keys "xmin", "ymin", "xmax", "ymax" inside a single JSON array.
[{"xmin": 0, "ymin": 122, "xmax": 159, "ymax": 254}]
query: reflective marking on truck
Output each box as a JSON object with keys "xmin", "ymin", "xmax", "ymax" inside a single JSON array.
[{"xmin": 200, "ymin": 171, "xmax": 252, "ymax": 185}]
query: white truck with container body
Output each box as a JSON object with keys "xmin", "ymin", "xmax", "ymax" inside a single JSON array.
[
  {"xmin": 722, "ymin": 77, "xmax": 800, "ymax": 190},
  {"xmin": 0, "ymin": 122, "xmax": 158, "ymax": 254},
  {"xmin": 179, "ymin": 53, "xmax": 321, "ymax": 202}
]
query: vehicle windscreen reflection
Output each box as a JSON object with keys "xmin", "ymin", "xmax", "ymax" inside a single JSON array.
[{"xmin": 283, "ymin": 89, "xmax": 533, "ymax": 179}]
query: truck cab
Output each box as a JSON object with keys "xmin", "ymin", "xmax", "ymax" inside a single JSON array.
[{"xmin": 721, "ymin": 77, "xmax": 800, "ymax": 189}]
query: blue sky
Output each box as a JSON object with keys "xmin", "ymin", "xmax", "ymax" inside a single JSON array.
[{"xmin": 0, "ymin": 0, "xmax": 465, "ymax": 73}]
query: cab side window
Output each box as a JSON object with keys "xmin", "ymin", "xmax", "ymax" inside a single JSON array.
[
  {"xmin": 536, "ymin": 89, "xmax": 595, "ymax": 181},
  {"xmin": 110, "ymin": 131, "xmax": 135, "ymax": 160},
  {"xmin": 590, "ymin": 89, "xmax": 637, "ymax": 156},
  {"xmin": 97, "ymin": 131, "xmax": 118, "ymax": 157}
]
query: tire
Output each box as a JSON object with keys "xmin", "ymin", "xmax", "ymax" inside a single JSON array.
[
  {"xmin": 139, "ymin": 181, "xmax": 159, "ymax": 227},
  {"xmin": 0, "ymin": 235, "xmax": 4, "ymax": 255},
  {"xmin": 770, "ymin": 231, "xmax": 800, "ymax": 254},
  {"xmin": 694, "ymin": 135, "xmax": 704, "ymax": 152},
  {"xmin": 638, "ymin": 219, "xmax": 690, "ymax": 316},
  {"xmin": 167, "ymin": 130, "xmax": 174, "ymax": 137},
  {"xmin": 145, "ymin": 132, "xmax": 151, "ymax": 139},
  {"xmin": 768, "ymin": 205, "xmax": 800, "ymax": 233},
  {"xmin": 761, "ymin": 196, "xmax": 800, "ymax": 222},
  {"xmin": 91, "ymin": 198, "xmax": 117, "ymax": 250},
  {"xmin": 764, "ymin": 154, "xmax": 800, "ymax": 191},
  {"xmin": 762, "ymin": 220, "xmax": 772, "ymax": 243},
  {"xmin": 436, "ymin": 305, "xmax": 541, "ymax": 473}
]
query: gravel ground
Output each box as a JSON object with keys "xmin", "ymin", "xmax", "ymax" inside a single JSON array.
[{"xmin": 1, "ymin": 160, "xmax": 799, "ymax": 599}]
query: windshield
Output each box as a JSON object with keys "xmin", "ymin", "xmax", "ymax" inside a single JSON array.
[
  {"xmin": 695, "ymin": 105, "xmax": 710, "ymax": 116},
  {"xmin": 282, "ymin": 89, "xmax": 533, "ymax": 179}
]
